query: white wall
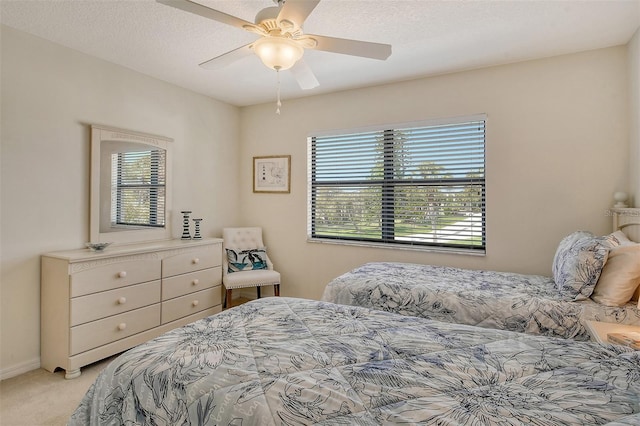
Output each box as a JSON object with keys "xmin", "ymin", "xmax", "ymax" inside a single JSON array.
[
  {"xmin": 629, "ymin": 28, "xmax": 640, "ymax": 207},
  {"xmin": 240, "ymin": 46, "xmax": 630, "ymax": 301},
  {"xmin": 0, "ymin": 26, "xmax": 241, "ymax": 378}
]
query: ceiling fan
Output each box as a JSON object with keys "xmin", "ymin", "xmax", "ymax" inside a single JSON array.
[{"xmin": 157, "ymin": 0, "xmax": 392, "ymax": 91}]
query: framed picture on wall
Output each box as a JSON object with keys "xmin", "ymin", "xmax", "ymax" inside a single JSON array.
[{"xmin": 253, "ymin": 155, "xmax": 291, "ymax": 193}]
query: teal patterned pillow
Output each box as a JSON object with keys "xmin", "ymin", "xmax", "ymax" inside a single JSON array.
[
  {"xmin": 553, "ymin": 235, "xmax": 610, "ymax": 301},
  {"xmin": 226, "ymin": 248, "xmax": 268, "ymax": 273}
]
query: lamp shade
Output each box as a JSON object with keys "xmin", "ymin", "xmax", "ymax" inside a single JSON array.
[{"xmin": 253, "ymin": 37, "xmax": 304, "ymax": 71}]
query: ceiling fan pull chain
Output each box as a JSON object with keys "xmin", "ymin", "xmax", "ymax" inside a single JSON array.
[{"xmin": 276, "ymin": 68, "xmax": 282, "ymax": 115}]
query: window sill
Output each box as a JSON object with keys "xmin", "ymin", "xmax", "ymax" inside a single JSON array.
[{"xmin": 307, "ymin": 237, "xmax": 486, "ymax": 256}]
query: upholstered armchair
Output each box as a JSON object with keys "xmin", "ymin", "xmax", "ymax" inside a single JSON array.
[{"xmin": 222, "ymin": 227, "xmax": 280, "ymax": 308}]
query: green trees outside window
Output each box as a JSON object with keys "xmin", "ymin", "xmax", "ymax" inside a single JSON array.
[
  {"xmin": 111, "ymin": 149, "xmax": 166, "ymax": 228},
  {"xmin": 309, "ymin": 116, "xmax": 485, "ymax": 252}
]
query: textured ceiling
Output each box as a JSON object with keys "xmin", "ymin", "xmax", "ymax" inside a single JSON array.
[{"xmin": 1, "ymin": 0, "xmax": 639, "ymax": 107}]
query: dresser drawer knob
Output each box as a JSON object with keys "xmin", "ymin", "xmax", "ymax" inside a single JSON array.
[
  {"xmin": 118, "ymin": 271, "xmax": 127, "ymax": 278},
  {"xmin": 117, "ymin": 323, "xmax": 127, "ymax": 331},
  {"xmin": 192, "ymin": 300, "xmax": 199, "ymax": 307},
  {"xmin": 192, "ymin": 279, "xmax": 199, "ymax": 286},
  {"xmin": 192, "ymin": 258, "xmax": 200, "ymax": 265},
  {"xmin": 118, "ymin": 297, "xmax": 127, "ymax": 305}
]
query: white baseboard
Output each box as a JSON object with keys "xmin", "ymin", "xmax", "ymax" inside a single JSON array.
[{"xmin": 0, "ymin": 357, "xmax": 41, "ymax": 381}]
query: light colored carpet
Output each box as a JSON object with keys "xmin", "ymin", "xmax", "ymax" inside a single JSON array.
[{"xmin": 0, "ymin": 356, "xmax": 115, "ymax": 426}]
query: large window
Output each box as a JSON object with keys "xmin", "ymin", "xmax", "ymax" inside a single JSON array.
[
  {"xmin": 308, "ymin": 115, "xmax": 486, "ymax": 253},
  {"xmin": 110, "ymin": 149, "xmax": 166, "ymax": 228}
]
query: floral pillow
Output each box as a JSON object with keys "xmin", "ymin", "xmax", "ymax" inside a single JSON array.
[
  {"xmin": 553, "ymin": 234, "xmax": 611, "ymax": 301},
  {"xmin": 552, "ymin": 231, "xmax": 593, "ymax": 279},
  {"xmin": 226, "ymin": 248, "xmax": 268, "ymax": 273}
]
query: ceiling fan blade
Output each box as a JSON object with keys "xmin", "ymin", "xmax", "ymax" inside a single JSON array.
[
  {"xmin": 157, "ymin": 0, "xmax": 253, "ymax": 30},
  {"xmin": 199, "ymin": 43, "xmax": 254, "ymax": 70},
  {"xmin": 277, "ymin": 0, "xmax": 320, "ymax": 28},
  {"xmin": 307, "ymin": 34, "xmax": 392, "ymax": 60},
  {"xmin": 290, "ymin": 59, "xmax": 319, "ymax": 90}
]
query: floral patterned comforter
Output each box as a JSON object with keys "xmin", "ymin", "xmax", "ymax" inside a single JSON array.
[
  {"xmin": 69, "ymin": 297, "xmax": 640, "ymax": 426},
  {"xmin": 322, "ymin": 262, "xmax": 640, "ymax": 341}
]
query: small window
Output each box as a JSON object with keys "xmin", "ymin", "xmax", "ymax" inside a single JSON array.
[
  {"xmin": 308, "ymin": 115, "xmax": 486, "ymax": 253},
  {"xmin": 110, "ymin": 149, "xmax": 166, "ymax": 228}
]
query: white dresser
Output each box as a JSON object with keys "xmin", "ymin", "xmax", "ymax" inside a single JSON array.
[{"xmin": 41, "ymin": 238, "xmax": 223, "ymax": 379}]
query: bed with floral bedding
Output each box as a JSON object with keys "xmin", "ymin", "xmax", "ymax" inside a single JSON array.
[
  {"xmin": 69, "ymin": 297, "xmax": 639, "ymax": 425},
  {"xmin": 322, "ymin": 229, "xmax": 640, "ymax": 341},
  {"xmin": 321, "ymin": 261, "xmax": 640, "ymax": 341}
]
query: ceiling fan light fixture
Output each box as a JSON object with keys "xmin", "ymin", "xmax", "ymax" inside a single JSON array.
[{"xmin": 252, "ymin": 37, "xmax": 304, "ymax": 71}]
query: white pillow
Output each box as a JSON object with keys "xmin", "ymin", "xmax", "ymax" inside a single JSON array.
[
  {"xmin": 591, "ymin": 243, "xmax": 640, "ymax": 306},
  {"xmin": 608, "ymin": 230, "xmax": 635, "ymax": 246}
]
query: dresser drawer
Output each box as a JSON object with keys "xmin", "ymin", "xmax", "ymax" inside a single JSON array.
[
  {"xmin": 162, "ymin": 267, "xmax": 221, "ymax": 301},
  {"xmin": 41, "ymin": 238, "xmax": 223, "ymax": 378},
  {"xmin": 70, "ymin": 304, "xmax": 160, "ymax": 355},
  {"xmin": 162, "ymin": 245, "xmax": 220, "ymax": 278},
  {"xmin": 161, "ymin": 286, "xmax": 221, "ymax": 324},
  {"xmin": 71, "ymin": 280, "xmax": 161, "ymax": 326},
  {"xmin": 71, "ymin": 258, "xmax": 161, "ymax": 297}
]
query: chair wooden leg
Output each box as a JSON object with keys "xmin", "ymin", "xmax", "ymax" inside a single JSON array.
[
  {"xmin": 225, "ymin": 288, "xmax": 232, "ymax": 308},
  {"xmin": 274, "ymin": 284, "xmax": 280, "ymax": 297},
  {"xmin": 256, "ymin": 286, "xmax": 261, "ymax": 299}
]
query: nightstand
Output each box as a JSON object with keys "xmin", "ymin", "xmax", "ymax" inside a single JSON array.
[{"xmin": 585, "ymin": 320, "xmax": 640, "ymax": 344}]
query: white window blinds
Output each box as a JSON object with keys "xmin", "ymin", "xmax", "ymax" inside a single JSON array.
[
  {"xmin": 308, "ymin": 115, "xmax": 486, "ymax": 252},
  {"xmin": 110, "ymin": 149, "xmax": 166, "ymax": 227}
]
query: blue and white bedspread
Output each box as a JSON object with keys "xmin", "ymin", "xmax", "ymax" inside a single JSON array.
[
  {"xmin": 321, "ymin": 262, "xmax": 640, "ymax": 341},
  {"xmin": 69, "ymin": 297, "xmax": 640, "ymax": 425}
]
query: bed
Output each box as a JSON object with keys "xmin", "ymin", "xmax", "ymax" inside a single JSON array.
[
  {"xmin": 69, "ymin": 297, "xmax": 639, "ymax": 425},
  {"xmin": 322, "ymin": 216, "xmax": 640, "ymax": 341},
  {"xmin": 322, "ymin": 261, "xmax": 640, "ymax": 341}
]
